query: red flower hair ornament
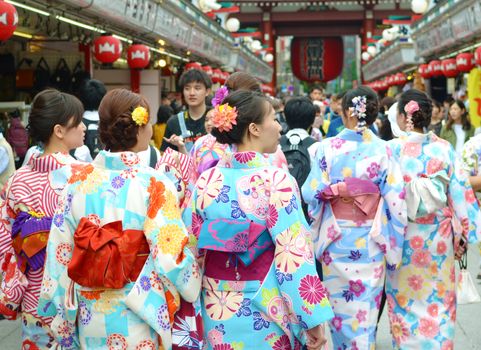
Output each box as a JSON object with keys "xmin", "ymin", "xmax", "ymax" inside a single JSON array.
[{"xmin": 212, "ymin": 103, "xmax": 238, "ymax": 132}]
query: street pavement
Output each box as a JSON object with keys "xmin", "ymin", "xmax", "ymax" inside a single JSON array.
[{"xmin": 1, "ymin": 248, "xmax": 481, "ymax": 349}]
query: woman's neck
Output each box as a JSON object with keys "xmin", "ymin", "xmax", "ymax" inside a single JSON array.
[{"xmin": 42, "ymin": 143, "xmax": 68, "ymax": 156}]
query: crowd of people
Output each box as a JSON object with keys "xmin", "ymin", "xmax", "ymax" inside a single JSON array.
[{"xmin": 0, "ymin": 68, "xmax": 480, "ymax": 350}]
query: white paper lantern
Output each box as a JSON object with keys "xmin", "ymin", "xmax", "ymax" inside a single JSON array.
[
  {"xmin": 382, "ymin": 28, "xmax": 396, "ymax": 41},
  {"xmin": 367, "ymin": 46, "xmax": 377, "ymax": 57},
  {"xmin": 251, "ymin": 40, "xmax": 262, "ymax": 51},
  {"xmin": 361, "ymin": 52, "xmax": 371, "ymax": 61},
  {"xmin": 264, "ymin": 53, "xmax": 274, "ymax": 63},
  {"xmin": 411, "ymin": 0, "xmax": 429, "ymax": 14},
  {"xmin": 198, "ymin": 0, "xmax": 221, "ymax": 12},
  {"xmin": 225, "ymin": 18, "xmax": 240, "ymax": 32}
]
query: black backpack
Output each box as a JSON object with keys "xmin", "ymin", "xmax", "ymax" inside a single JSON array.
[
  {"xmin": 280, "ymin": 134, "xmax": 316, "ymax": 188},
  {"xmin": 83, "ymin": 117, "xmax": 101, "ymax": 159}
]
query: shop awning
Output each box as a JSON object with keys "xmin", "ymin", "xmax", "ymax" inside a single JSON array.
[
  {"xmin": 411, "ymin": 0, "xmax": 481, "ymax": 58},
  {"xmin": 362, "ymin": 42, "xmax": 423, "ymax": 81},
  {"xmin": 35, "ymin": 0, "xmax": 274, "ymax": 82}
]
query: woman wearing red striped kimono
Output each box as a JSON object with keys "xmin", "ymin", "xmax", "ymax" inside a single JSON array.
[{"xmin": 0, "ymin": 89, "xmax": 85, "ymax": 349}]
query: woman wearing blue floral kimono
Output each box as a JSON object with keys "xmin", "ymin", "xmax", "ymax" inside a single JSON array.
[
  {"xmin": 189, "ymin": 90, "xmax": 334, "ymax": 350},
  {"xmin": 386, "ymin": 89, "xmax": 481, "ymax": 350},
  {"xmin": 302, "ymin": 86, "xmax": 407, "ymax": 350},
  {"xmin": 38, "ymin": 89, "xmax": 201, "ymax": 349}
]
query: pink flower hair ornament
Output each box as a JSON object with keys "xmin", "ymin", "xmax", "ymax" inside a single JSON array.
[
  {"xmin": 404, "ymin": 100, "xmax": 419, "ymax": 132},
  {"xmin": 212, "ymin": 103, "xmax": 238, "ymax": 132}
]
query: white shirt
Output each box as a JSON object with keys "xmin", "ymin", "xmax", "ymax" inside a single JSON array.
[
  {"xmin": 285, "ymin": 128, "xmax": 320, "ymax": 160},
  {"xmin": 137, "ymin": 145, "xmax": 161, "ymax": 168},
  {"xmin": 453, "ymin": 124, "xmax": 466, "ymax": 155}
]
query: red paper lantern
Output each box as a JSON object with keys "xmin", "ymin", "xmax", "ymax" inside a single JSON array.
[
  {"xmin": 221, "ymin": 71, "xmax": 230, "ymax": 84},
  {"xmin": 380, "ymin": 79, "xmax": 388, "ymax": 90},
  {"xmin": 428, "ymin": 60, "xmax": 443, "ymax": 77},
  {"xmin": 441, "ymin": 58, "xmax": 458, "ymax": 78},
  {"xmin": 456, "ymin": 53, "xmax": 474, "ymax": 72},
  {"xmin": 291, "ymin": 37, "xmax": 344, "ymax": 82},
  {"xmin": 0, "ymin": 1, "xmax": 17, "ymax": 42},
  {"xmin": 93, "ymin": 35, "xmax": 122, "ymax": 64},
  {"xmin": 418, "ymin": 64, "xmax": 431, "ymax": 79},
  {"xmin": 202, "ymin": 65, "xmax": 213, "ymax": 77},
  {"xmin": 185, "ymin": 62, "xmax": 202, "ymax": 71},
  {"xmin": 396, "ymin": 72, "xmax": 407, "ymax": 85},
  {"xmin": 127, "ymin": 44, "xmax": 150, "ymax": 69},
  {"xmin": 212, "ymin": 69, "xmax": 222, "ymax": 84},
  {"xmin": 475, "ymin": 47, "xmax": 481, "ymax": 66}
]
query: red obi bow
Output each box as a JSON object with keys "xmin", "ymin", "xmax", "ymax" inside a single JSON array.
[{"xmin": 68, "ymin": 218, "xmax": 148, "ymax": 289}]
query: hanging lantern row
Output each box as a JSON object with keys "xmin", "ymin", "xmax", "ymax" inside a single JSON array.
[
  {"xmin": 418, "ymin": 48, "xmax": 481, "ymax": 79},
  {"xmin": 368, "ymin": 72, "xmax": 407, "ymax": 91},
  {"xmin": 0, "ymin": 1, "xmax": 18, "ymax": 42}
]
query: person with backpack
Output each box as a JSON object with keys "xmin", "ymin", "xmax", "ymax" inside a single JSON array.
[
  {"xmin": 78, "ymin": 79, "xmax": 107, "ymax": 159},
  {"xmin": 161, "ymin": 69, "xmax": 212, "ymax": 152},
  {"xmin": 0, "ymin": 89, "xmax": 86, "ymax": 349},
  {"xmin": 281, "ymin": 97, "xmax": 320, "ymax": 190}
]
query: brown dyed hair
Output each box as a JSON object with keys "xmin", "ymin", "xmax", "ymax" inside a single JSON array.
[
  {"xmin": 225, "ymin": 72, "xmax": 262, "ymax": 93},
  {"xmin": 98, "ymin": 89, "xmax": 150, "ymax": 152},
  {"xmin": 28, "ymin": 89, "xmax": 84, "ymax": 144}
]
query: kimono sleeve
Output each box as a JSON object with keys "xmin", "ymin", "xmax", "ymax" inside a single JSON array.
[
  {"xmin": 447, "ymin": 147, "xmax": 481, "ymax": 243},
  {"xmin": 37, "ymin": 186, "xmax": 79, "ymax": 349},
  {"xmin": 377, "ymin": 144, "xmax": 407, "ymax": 269},
  {"xmin": 143, "ymin": 175, "xmax": 201, "ymax": 303},
  {"xmin": 460, "ymin": 138, "xmax": 479, "ymax": 176},
  {"xmin": 268, "ymin": 169, "xmax": 334, "ymax": 338},
  {"xmin": 0, "ymin": 176, "xmax": 28, "ymax": 319},
  {"xmin": 301, "ymin": 142, "xmax": 330, "ymax": 226}
]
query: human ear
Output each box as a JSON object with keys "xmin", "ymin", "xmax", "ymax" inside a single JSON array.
[
  {"xmin": 248, "ymin": 122, "xmax": 261, "ymax": 137},
  {"xmin": 53, "ymin": 124, "xmax": 65, "ymax": 140}
]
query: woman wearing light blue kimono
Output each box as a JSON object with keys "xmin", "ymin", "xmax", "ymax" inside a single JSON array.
[
  {"xmin": 38, "ymin": 89, "xmax": 201, "ymax": 349},
  {"xmin": 385, "ymin": 89, "xmax": 481, "ymax": 350},
  {"xmin": 302, "ymin": 86, "xmax": 407, "ymax": 350},
  {"xmin": 188, "ymin": 90, "xmax": 334, "ymax": 350}
]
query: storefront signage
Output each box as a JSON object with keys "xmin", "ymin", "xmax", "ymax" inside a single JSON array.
[{"xmin": 413, "ymin": 0, "xmax": 481, "ymax": 58}]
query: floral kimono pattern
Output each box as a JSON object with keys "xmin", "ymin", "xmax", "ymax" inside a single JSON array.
[
  {"xmin": 302, "ymin": 128, "xmax": 407, "ymax": 350},
  {"xmin": 37, "ymin": 151, "xmax": 201, "ymax": 350},
  {"xmin": 461, "ymin": 133, "xmax": 481, "ymax": 201},
  {"xmin": 386, "ymin": 132, "xmax": 481, "ymax": 350},
  {"xmin": 0, "ymin": 153, "xmax": 77, "ymax": 349},
  {"xmin": 189, "ymin": 134, "xmax": 288, "ymax": 181},
  {"xmin": 188, "ymin": 151, "xmax": 334, "ymax": 350}
]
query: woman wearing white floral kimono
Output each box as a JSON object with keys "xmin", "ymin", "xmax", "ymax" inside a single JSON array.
[
  {"xmin": 386, "ymin": 89, "xmax": 481, "ymax": 350},
  {"xmin": 38, "ymin": 89, "xmax": 201, "ymax": 349},
  {"xmin": 302, "ymin": 86, "xmax": 407, "ymax": 350}
]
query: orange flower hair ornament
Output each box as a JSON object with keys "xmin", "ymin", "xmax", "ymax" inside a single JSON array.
[
  {"xmin": 212, "ymin": 103, "xmax": 238, "ymax": 132},
  {"xmin": 131, "ymin": 106, "xmax": 149, "ymax": 126}
]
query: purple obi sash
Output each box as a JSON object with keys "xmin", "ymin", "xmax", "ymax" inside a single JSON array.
[
  {"xmin": 11, "ymin": 211, "xmax": 52, "ymax": 273},
  {"xmin": 198, "ymin": 218, "xmax": 274, "ymax": 281},
  {"xmin": 320, "ymin": 177, "xmax": 380, "ymax": 221}
]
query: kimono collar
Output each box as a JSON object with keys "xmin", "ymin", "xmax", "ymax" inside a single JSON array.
[
  {"xmin": 93, "ymin": 150, "xmax": 142, "ymax": 171},
  {"xmin": 402, "ymin": 131, "xmax": 433, "ymax": 143},
  {"xmin": 217, "ymin": 151, "xmax": 271, "ymax": 169},
  {"xmin": 337, "ymin": 127, "xmax": 375, "ymax": 142},
  {"xmin": 29, "ymin": 152, "xmax": 72, "ymax": 172}
]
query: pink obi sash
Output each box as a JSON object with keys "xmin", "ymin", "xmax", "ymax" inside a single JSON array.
[{"xmin": 320, "ymin": 177, "xmax": 380, "ymax": 221}]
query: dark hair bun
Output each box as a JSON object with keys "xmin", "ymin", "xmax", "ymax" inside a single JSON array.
[
  {"xmin": 398, "ymin": 89, "xmax": 432, "ymax": 129},
  {"xmin": 341, "ymin": 85, "xmax": 379, "ymax": 126},
  {"xmin": 211, "ymin": 90, "xmax": 267, "ymax": 145}
]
